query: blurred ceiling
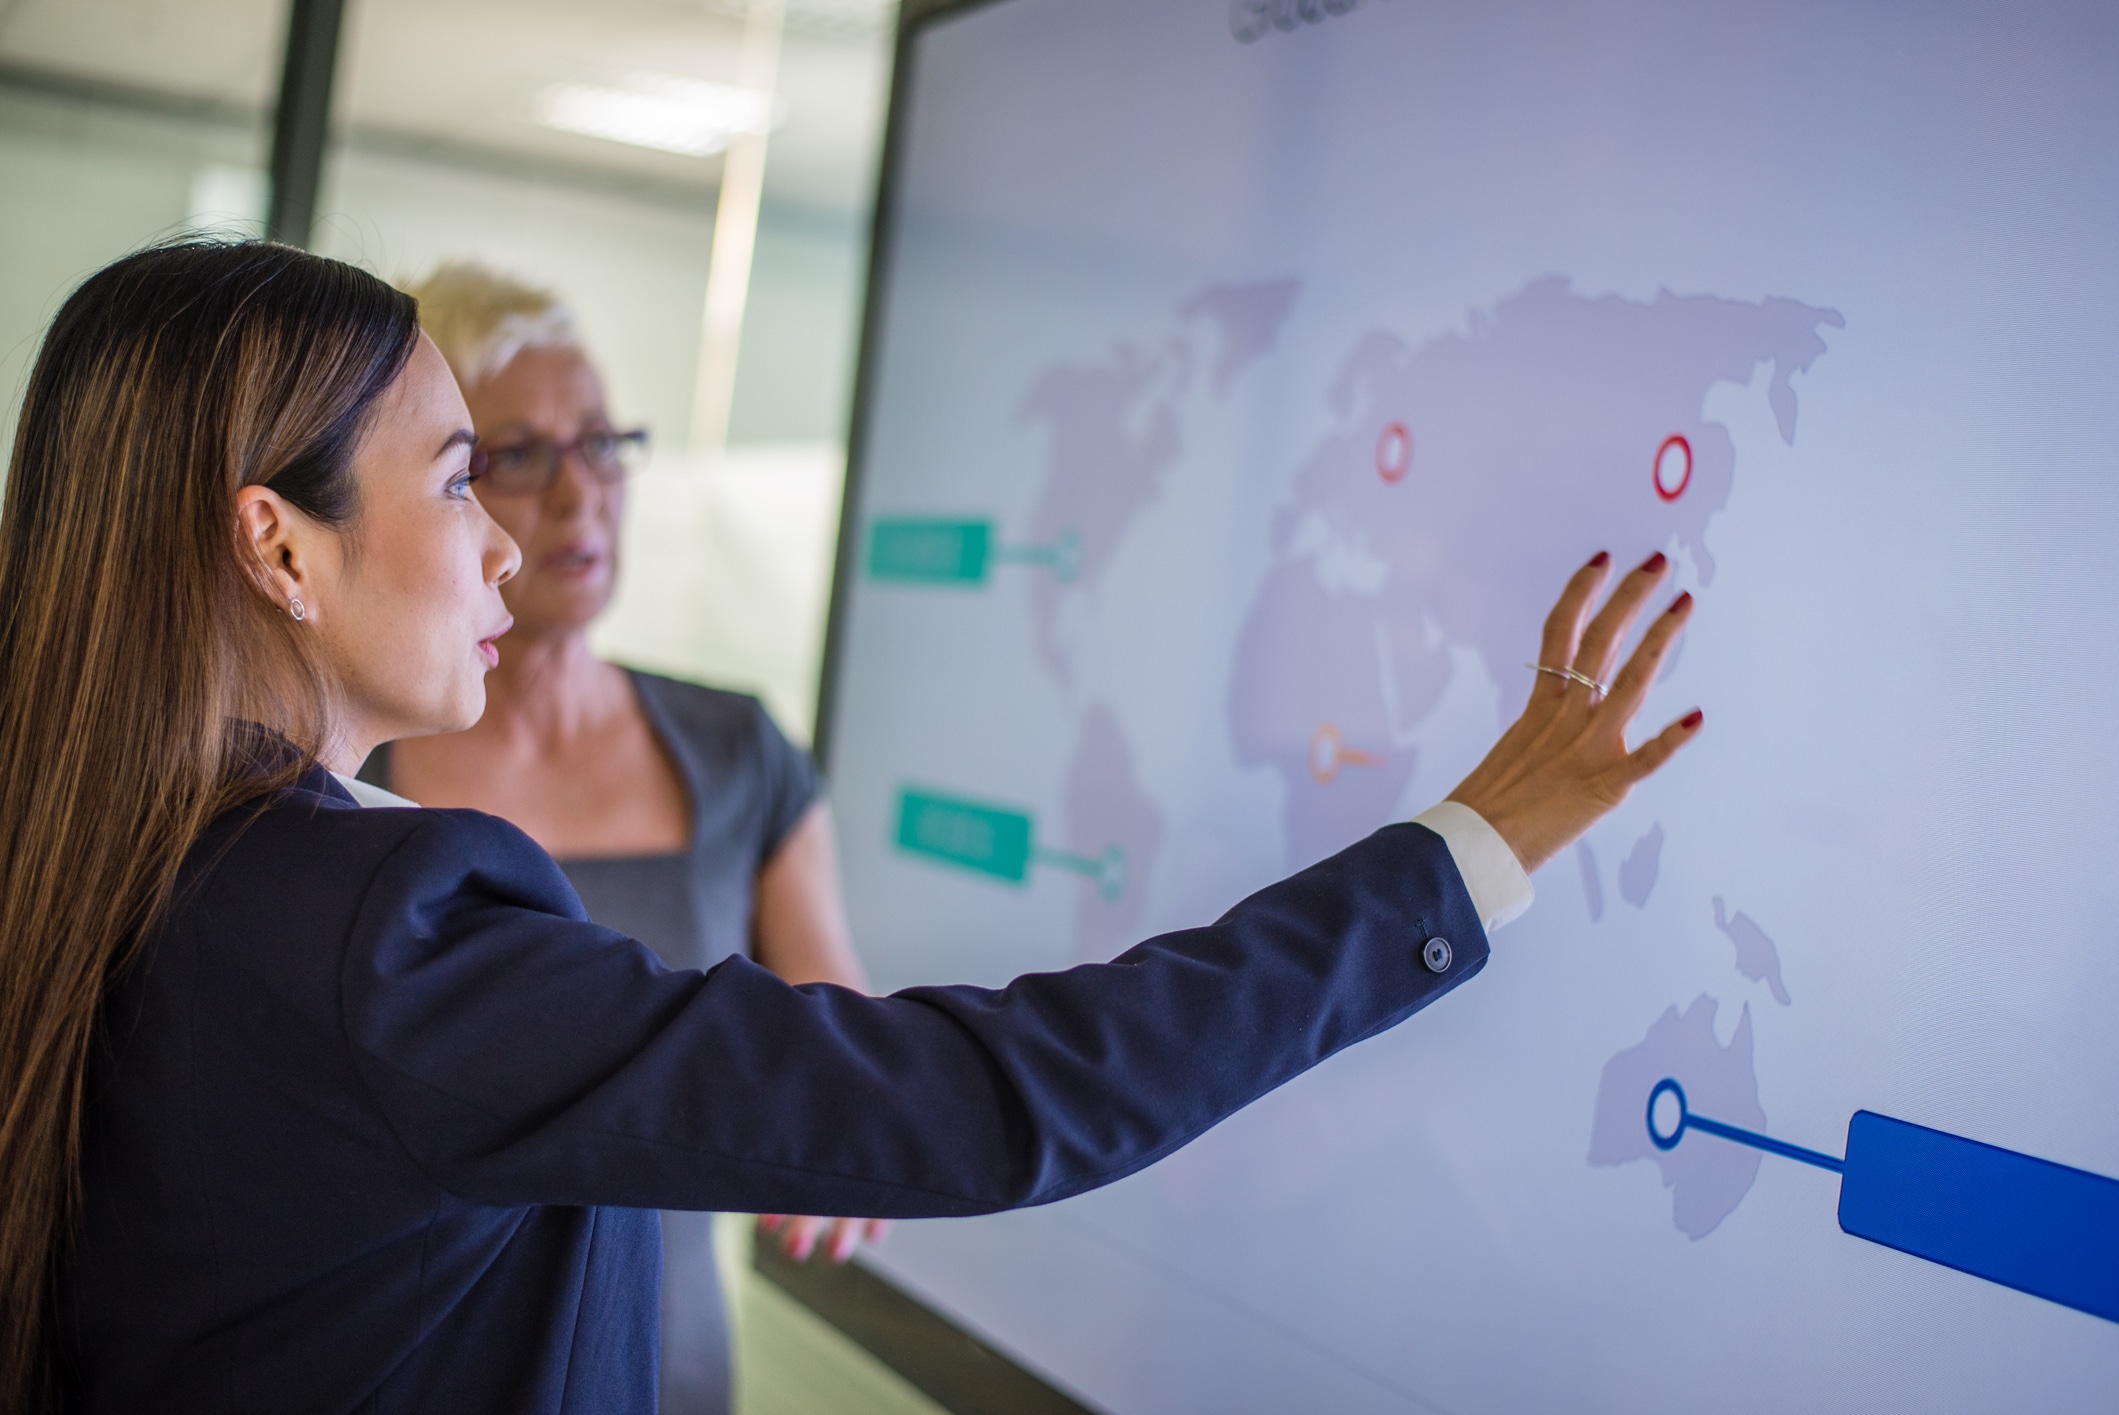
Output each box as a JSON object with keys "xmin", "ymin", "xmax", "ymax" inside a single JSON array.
[{"xmin": 0, "ymin": 0, "xmax": 894, "ymax": 213}]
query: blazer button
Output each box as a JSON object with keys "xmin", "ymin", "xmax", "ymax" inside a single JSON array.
[{"xmin": 1422, "ymin": 937, "xmax": 1452, "ymax": 974}]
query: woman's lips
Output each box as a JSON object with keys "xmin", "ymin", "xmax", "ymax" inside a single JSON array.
[{"xmin": 477, "ymin": 615, "xmax": 514, "ymax": 668}]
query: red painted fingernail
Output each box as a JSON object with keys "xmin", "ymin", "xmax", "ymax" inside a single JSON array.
[
  {"xmin": 1682, "ymin": 709, "xmax": 1704, "ymax": 730},
  {"xmin": 1589, "ymin": 551, "xmax": 1610, "ymax": 568},
  {"xmin": 1639, "ymin": 552, "xmax": 1668, "ymax": 574},
  {"xmin": 1667, "ymin": 591, "xmax": 1693, "ymax": 615}
]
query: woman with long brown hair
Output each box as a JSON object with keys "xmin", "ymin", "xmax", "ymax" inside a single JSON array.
[{"xmin": 0, "ymin": 240, "xmax": 1699, "ymax": 1411}]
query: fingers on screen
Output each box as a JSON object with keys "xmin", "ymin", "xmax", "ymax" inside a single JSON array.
[
  {"xmin": 1574, "ymin": 551, "xmax": 1668, "ymax": 681},
  {"xmin": 1603, "ymin": 590, "xmax": 1691, "ymax": 719},
  {"xmin": 1537, "ymin": 553, "xmax": 1612, "ymax": 698},
  {"xmin": 1623, "ymin": 708, "xmax": 1705, "ymax": 783}
]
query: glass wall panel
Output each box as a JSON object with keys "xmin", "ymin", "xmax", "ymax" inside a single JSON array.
[
  {"xmin": 0, "ymin": 0, "xmax": 892, "ymax": 734},
  {"xmin": 0, "ymin": 0, "xmax": 279, "ymax": 433}
]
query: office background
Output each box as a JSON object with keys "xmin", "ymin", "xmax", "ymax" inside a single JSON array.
[{"xmin": 0, "ymin": 0, "xmax": 936, "ymax": 1409}]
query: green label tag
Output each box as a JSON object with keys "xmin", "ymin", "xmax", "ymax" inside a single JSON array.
[
  {"xmin": 895, "ymin": 789, "xmax": 1032, "ymax": 882},
  {"xmin": 867, "ymin": 519, "xmax": 992, "ymax": 583}
]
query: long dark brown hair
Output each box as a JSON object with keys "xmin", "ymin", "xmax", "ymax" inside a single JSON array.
[{"xmin": 0, "ymin": 241, "xmax": 418, "ymax": 1407}]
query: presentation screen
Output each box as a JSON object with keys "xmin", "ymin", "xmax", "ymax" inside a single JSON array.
[{"xmin": 819, "ymin": 1, "xmax": 2119, "ymax": 1409}]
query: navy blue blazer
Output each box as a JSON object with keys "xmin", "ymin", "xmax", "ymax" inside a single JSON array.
[{"xmin": 59, "ymin": 768, "xmax": 1488, "ymax": 1413}]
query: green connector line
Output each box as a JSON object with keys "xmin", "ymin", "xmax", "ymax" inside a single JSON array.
[
  {"xmin": 867, "ymin": 519, "xmax": 1079, "ymax": 586},
  {"xmin": 895, "ymin": 788, "xmax": 1125, "ymax": 899},
  {"xmin": 1032, "ymin": 843, "xmax": 1128, "ymax": 902},
  {"xmin": 988, "ymin": 531, "xmax": 1081, "ymax": 581}
]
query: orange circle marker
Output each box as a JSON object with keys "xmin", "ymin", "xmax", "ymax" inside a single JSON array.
[{"xmin": 1309, "ymin": 723, "xmax": 1381, "ymax": 784}]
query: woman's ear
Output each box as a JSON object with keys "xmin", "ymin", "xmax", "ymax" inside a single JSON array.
[{"xmin": 234, "ymin": 485, "xmax": 312, "ymax": 616}]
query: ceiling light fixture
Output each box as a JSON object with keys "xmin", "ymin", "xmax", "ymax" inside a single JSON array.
[{"xmin": 535, "ymin": 75, "xmax": 786, "ymax": 158}]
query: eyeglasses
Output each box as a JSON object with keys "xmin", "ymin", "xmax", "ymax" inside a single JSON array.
[{"xmin": 469, "ymin": 427, "xmax": 651, "ymax": 496}]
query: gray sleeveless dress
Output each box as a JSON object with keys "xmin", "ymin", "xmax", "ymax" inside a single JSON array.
[{"xmin": 359, "ymin": 670, "xmax": 820, "ymax": 1415}]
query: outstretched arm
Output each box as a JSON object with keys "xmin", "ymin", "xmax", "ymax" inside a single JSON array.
[
  {"xmin": 342, "ymin": 551, "xmax": 1697, "ymax": 1220},
  {"xmin": 344, "ymin": 813, "xmax": 1489, "ymax": 1217}
]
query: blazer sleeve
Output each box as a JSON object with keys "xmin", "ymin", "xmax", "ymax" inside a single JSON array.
[{"xmin": 340, "ymin": 810, "xmax": 1490, "ymax": 1218}]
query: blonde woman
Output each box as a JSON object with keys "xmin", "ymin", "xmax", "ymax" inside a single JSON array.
[{"xmin": 355, "ymin": 263, "xmax": 880, "ymax": 1415}]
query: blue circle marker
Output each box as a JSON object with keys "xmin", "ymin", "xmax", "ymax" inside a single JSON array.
[{"xmin": 1647, "ymin": 1077, "xmax": 1687, "ymax": 1151}]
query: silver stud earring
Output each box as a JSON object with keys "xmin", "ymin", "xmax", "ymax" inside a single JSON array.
[{"xmin": 289, "ymin": 597, "xmax": 305, "ymax": 622}]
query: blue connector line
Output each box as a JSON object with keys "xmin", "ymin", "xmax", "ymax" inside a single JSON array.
[
  {"xmin": 1647, "ymin": 1078, "xmax": 1843, "ymax": 1173},
  {"xmin": 1644, "ymin": 1076, "xmax": 2119, "ymax": 1325}
]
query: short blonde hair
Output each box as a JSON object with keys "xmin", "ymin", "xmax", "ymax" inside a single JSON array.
[{"xmin": 402, "ymin": 261, "xmax": 582, "ymax": 390}]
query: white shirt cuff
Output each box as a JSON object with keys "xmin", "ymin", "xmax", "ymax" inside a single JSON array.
[{"xmin": 1410, "ymin": 800, "xmax": 1535, "ymax": 932}]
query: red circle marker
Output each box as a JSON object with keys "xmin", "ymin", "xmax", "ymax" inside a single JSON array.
[
  {"xmin": 1653, "ymin": 434, "xmax": 1693, "ymax": 502},
  {"xmin": 1376, "ymin": 421, "xmax": 1412, "ymax": 483}
]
